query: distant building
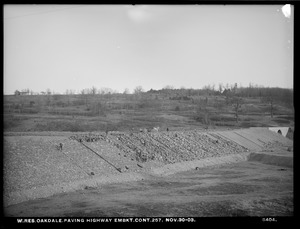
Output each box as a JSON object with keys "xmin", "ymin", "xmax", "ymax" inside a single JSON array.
[
  {"xmin": 20, "ymin": 91, "xmax": 29, "ymax": 95},
  {"xmin": 14, "ymin": 90, "xmax": 29, "ymax": 96}
]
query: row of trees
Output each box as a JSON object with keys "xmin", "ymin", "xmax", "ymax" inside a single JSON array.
[
  {"xmin": 15, "ymin": 86, "xmax": 146, "ymax": 96},
  {"xmin": 156, "ymin": 84, "xmax": 293, "ymax": 106},
  {"xmin": 14, "ymin": 83, "xmax": 293, "ymax": 107},
  {"xmin": 14, "ymin": 83, "xmax": 240, "ymax": 96},
  {"xmin": 8, "ymin": 83, "xmax": 294, "ymax": 127},
  {"xmin": 15, "ymin": 83, "xmax": 292, "ymax": 96}
]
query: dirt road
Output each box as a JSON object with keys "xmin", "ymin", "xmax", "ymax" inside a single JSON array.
[{"xmin": 4, "ymin": 161, "xmax": 293, "ymax": 217}]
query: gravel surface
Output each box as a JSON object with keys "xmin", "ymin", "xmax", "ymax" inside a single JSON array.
[
  {"xmin": 3, "ymin": 128, "xmax": 293, "ymax": 207},
  {"xmin": 3, "ymin": 136, "xmax": 88, "ymax": 194}
]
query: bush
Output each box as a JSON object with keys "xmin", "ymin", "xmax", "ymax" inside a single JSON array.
[
  {"xmin": 4, "ymin": 117, "xmax": 22, "ymax": 130},
  {"xmin": 55, "ymin": 101, "xmax": 67, "ymax": 107},
  {"xmin": 29, "ymin": 101, "xmax": 35, "ymax": 107},
  {"xmin": 194, "ymin": 111, "xmax": 211, "ymax": 125},
  {"xmin": 215, "ymin": 122, "xmax": 235, "ymax": 127},
  {"xmin": 138, "ymin": 99, "xmax": 156, "ymax": 109},
  {"xmin": 21, "ymin": 108, "xmax": 40, "ymax": 114},
  {"xmin": 72, "ymin": 99, "xmax": 85, "ymax": 106},
  {"xmin": 210, "ymin": 115, "xmax": 236, "ymax": 122},
  {"xmin": 169, "ymin": 96, "xmax": 191, "ymax": 100}
]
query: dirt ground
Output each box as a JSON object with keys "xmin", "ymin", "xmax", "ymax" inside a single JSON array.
[{"xmin": 4, "ymin": 161, "xmax": 293, "ymax": 217}]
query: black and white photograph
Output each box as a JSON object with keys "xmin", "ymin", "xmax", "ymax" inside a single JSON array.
[{"xmin": 3, "ymin": 3, "xmax": 294, "ymax": 222}]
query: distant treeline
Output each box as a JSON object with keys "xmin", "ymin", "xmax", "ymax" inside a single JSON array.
[
  {"xmin": 6, "ymin": 84, "xmax": 294, "ymax": 131},
  {"xmin": 14, "ymin": 84, "xmax": 293, "ymax": 107},
  {"xmin": 147, "ymin": 86, "xmax": 293, "ymax": 107}
]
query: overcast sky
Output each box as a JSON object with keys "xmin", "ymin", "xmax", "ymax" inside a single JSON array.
[{"xmin": 4, "ymin": 4, "xmax": 293, "ymax": 95}]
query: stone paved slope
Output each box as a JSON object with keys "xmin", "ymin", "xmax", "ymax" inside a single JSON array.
[{"xmin": 3, "ymin": 128, "xmax": 293, "ymax": 206}]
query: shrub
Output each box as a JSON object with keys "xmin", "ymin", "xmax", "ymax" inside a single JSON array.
[
  {"xmin": 21, "ymin": 108, "xmax": 39, "ymax": 114},
  {"xmin": 55, "ymin": 101, "xmax": 67, "ymax": 107},
  {"xmin": 72, "ymin": 99, "xmax": 85, "ymax": 106},
  {"xmin": 4, "ymin": 117, "xmax": 22, "ymax": 130},
  {"xmin": 29, "ymin": 101, "xmax": 35, "ymax": 107},
  {"xmin": 194, "ymin": 111, "xmax": 211, "ymax": 125}
]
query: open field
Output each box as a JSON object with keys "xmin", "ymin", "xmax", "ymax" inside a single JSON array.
[{"xmin": 3, "ymin": 90, "xmax": 294, "ymax": 133}]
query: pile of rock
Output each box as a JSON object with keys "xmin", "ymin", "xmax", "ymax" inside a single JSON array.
[
  {"xmin": 130, "ymin": 132, "xmax": 175, "ymax": 163},
  {"xmin": 69, "ymin": 130, "xmax": 249, "ymax": 165},
  {"xmin": 69, "ymin": 134, "xmax": 103, "ymax": 143},
  {"xmin": 107, "ymin": 133, "xmax": 156, "ymax": 163},
  {"xmin": 149, "ymin": 132, "xmax": 197, "ymax": 162}
]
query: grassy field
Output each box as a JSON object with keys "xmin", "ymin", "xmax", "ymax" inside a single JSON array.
[{"xmin": 3, "ymin": 90, "xmax": 294, "ymax": 133}]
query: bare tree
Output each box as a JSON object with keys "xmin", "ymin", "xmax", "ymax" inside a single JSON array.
[
  {"xmin": 233, "ymin": 83, "xmax": 238, "ymax": 94},
  {"xmin": 46, "ymin": 88, "xmax": 52, "ymax": 95},
  {"xmin": 123, "ymin": 88, "xmax": 130, "ymax": 94},
  {"xmin": 99, "ymin": 87, "xmax": 113, "ymax": 95},
  {"xmin": 195, "ymin": 100, "xmax": 210, "ymax": 126},
  {"xmin": 163, "ymin": 85, "xmax": 174, "ymax": 97},
  {"xmin": 203, "ymin": 84, "xmax": 213, "ymax": 95},
  {"xmin": 134, "ymin": 86, "xmax": 144, "ymax": 94},
  {"xmin": 14, "ymin": 90, "xmax": 20, "ymax": 96},
  {"xmin": 163, "ymin": 85, "xmax": 174, "ymax": 90},
  {"xmin": 218, "ymin": 83, "xmax": 223, "ymax": 94},
  {"xmin": 82, "ymin": 88, "xmax": 90, "ymax": 95},
  {"xmin": 231, "ymin": 96, "xmax": 243, "ymax": 123},
  {"xmin": 225, "ymin": 83, "xmax": 230, "ymax": 90},
  {"xmin": 270, "ymin": 98, "xmax": 274, "ymax": 118},
  {"xmin": 80, "ymin": 89, "xmax": 89, "ymax": 107},
  {"xmin": 91, "ymin": 86, "xmax": 97, "ymax": 95},
  {"xmin": 45, "ymin": 88, "xmax": 52, "ymax": 109},
  {"xmin": 264, "ymin": 96, "xmax": 274, "ymax": 118}
]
